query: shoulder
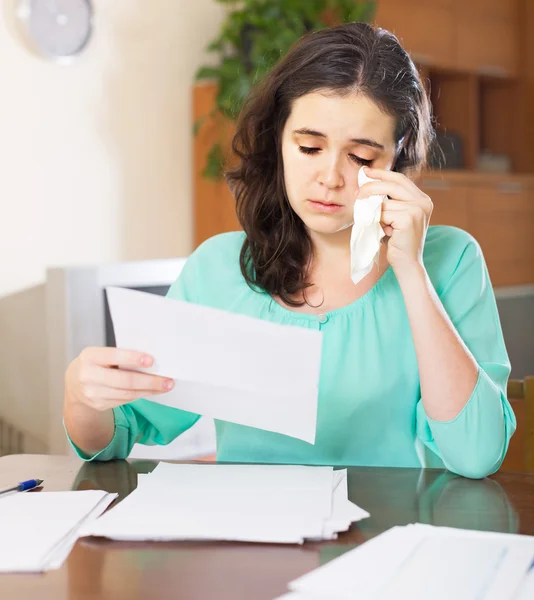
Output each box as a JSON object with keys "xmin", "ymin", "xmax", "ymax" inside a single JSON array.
[
  {"xmin": 167, "ymin": 231, "xmax": 246, "ymax": 304},
  {"xmin": 186, "ymin": 231, "xmax": 246, "ymax": 284},
  {"xmin": 190, "ymin": 231, "xmax": 246, "ymax": 265},
  {"xmin": 423, "ymin": 225, "xmax": 486, "ymax": 295}
]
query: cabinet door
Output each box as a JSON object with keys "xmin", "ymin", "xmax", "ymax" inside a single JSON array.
[
  {"xmin": 463, "ymin": 0, "xmax": 518, "ymax": 20},
  {"xmin": 194, "ymin": 83, "xmax": 240, "ymax": 246},
  {"xmin": 469, "ymin": 183, "xmax": 534, "ymax": 286},
  {"xmin": 457, "ymin": 0, "xmax": 519, "ymax": 77},
  {"xmin": 419, "ymin": 179, "xmax": 470, "ymax": 231},
  {"xmin": 374, "ymin": 0, "xmax": 455, "ymax": 68}
]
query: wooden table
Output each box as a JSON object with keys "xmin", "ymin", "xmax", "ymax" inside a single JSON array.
[{"xmin": 1, "ymin": 454, "xmax": 533, "ymax": 600}]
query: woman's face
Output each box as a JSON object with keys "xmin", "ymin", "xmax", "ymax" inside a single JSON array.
[{"xmin": 281, "ymin": 91, "xmax": 398, "ymax": 237}]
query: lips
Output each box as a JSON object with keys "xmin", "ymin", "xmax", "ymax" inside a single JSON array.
[
  {"xmin": 309, "ymin": 200, "xmax": 342, "ymax": 207},
  {"xmin": 307, "ymin": 200, "xmax": 345, "ymax": 213}
]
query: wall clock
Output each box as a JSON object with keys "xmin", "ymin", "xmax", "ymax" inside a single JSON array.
[{"xmin": 16, "ymin": 0, "xmax": 93, "ymax": 61}]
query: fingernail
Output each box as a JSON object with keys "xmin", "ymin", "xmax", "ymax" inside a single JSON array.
[
  {"xmin": 164, "ymin": 380, "xmax": 174, "ymax": 391},
  {"xmin": 141, "ymin": 355, "xmax": 153, "ymax": 366}
]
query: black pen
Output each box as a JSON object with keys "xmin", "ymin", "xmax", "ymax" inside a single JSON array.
[{"xmin": 0, "ymin": 478, "xmax": 44, "ymax": 496}]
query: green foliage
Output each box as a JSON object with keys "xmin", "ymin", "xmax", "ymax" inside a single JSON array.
[{"xmin": 195, "ymin": 0, "xmax": 376, "ymax": 179}]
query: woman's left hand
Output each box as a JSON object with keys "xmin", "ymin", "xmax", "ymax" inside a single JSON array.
[{"xmin": 355, "ymin": 167, "xmax": 433, "ymax": 273}]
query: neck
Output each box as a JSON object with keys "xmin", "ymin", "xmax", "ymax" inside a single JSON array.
[{"xmin": 308, "ymin": 228, "xmax": 352, "ymax": 272}]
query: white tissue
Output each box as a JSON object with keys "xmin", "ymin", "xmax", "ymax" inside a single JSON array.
[{"xmin": 350, "ymin": 167, "xmax": 386, "ymax": 284}]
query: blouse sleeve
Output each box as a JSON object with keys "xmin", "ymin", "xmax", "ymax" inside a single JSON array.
[{"xmin": 415, "ymin": 234, "xmax": 516, "ymax": 479}]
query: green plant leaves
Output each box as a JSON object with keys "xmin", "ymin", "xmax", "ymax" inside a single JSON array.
[
  {"xmin": 202, "ymin": 142, "xmax": 226, "ymax": 180},
  {"xmin": 195, "ymin": 66, "xmax": 221, "ymax": 81}
]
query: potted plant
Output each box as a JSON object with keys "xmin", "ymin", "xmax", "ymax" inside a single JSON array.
[{"xmin": 195, "ymin": 0, "xmax": 376, "ymax": 179}]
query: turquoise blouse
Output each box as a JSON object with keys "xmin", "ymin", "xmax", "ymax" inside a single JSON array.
[{"xmin": 68, "ymin": 225, "xmax": 516, "ymax": 479}]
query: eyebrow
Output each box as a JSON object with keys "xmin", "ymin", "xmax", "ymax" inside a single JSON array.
[{"xmin": 292, "ymin": 128, "xmax": 385, "ymax": 151}]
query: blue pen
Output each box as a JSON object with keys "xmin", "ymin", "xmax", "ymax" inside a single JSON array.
[{"xmin": 0, "ymin": 478, "xmax": 44, "ymax": 496}]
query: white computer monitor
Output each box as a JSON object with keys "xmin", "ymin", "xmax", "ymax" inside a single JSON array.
[{"xmin": 45, "ymin": 257, "xmax": 216, "ymax": 458}]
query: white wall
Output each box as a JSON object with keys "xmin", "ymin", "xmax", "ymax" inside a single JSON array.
[{"xmin": 0, "ymin": 0, "xmax": 226, "ymax": 450}]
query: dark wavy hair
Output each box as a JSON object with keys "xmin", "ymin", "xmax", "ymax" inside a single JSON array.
[{"xmin": 225, "ymin": 22, "xmax": 434, "ymax": 307}]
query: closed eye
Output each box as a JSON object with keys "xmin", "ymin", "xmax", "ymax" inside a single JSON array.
[{"xmin": 298, "ymin": 146, "xmax": 373, "ymax": 167}]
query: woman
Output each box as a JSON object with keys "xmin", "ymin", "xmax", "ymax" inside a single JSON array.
[{"xmin": 64, "ymin": 22, "xmax": 515, "ymax": 479}]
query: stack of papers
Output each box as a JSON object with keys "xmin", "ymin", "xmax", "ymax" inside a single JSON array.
[
  {"xmin": 106, "ymin": 287, "xmax": 323, "ymax": 444},
  {"xmin": 86, "ymin": 463, "xmax": 369, "ymax": 544},
  {"xmin": 0, "ymin": 490, "xmax": 117, "ymax": 572},
  {"xmin": 278, "ymin": 523, "xmax": 534, "ymax": 600}
]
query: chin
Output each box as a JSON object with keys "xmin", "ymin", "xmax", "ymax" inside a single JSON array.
[
  {"xmin": 289, "ymin": 200, "xmax": 353, "ymax": 235},
  {"xmin": 301, "ymin": 215, "xmax": 353, "ymax": 236}
]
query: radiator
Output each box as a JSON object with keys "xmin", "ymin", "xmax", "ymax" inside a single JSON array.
[{"xmin": 0, "ymin": 418, "xmax": 26, "ymax": 456}]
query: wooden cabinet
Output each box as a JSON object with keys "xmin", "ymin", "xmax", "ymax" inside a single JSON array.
[
  {"xmin": 194, "ymin": 83, "xmax": 239, "ymax": 245},
  {"xmin": 416, "ymin": 172, "xmax": 534, "ymax": 287},
  {"xmin": 375, "ymin": 0, "xmax": 520, "ymax": 76},
  {"xmin": 457, "ymin": 16, "xmax": 518, "ymax": 77},
  {"xmin": 419, "ymin": 178, "xmax": 470, "ymax": 230},
  {"xmin": 461, "ymin": 0, "xmax": 518, "ymax": 21},
  {"xmin": 374, "ymin": 0, "xmax": 456, "ymax": 68},
  {"xmin": 469, "ymin": 182, "xmax": 534, "ymax": 286}
]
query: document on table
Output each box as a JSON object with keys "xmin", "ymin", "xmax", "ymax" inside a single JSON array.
[
  {"xmin": 85, "ymin": 463, "xmax": 370, "ymax": 544},
  {"xmin": 515, "ymin": 562, "xmax": 534, "ymax": 600},
  {"xmin": 106, "ymin": 287, "xmax": 323, "ymax": 444},
  {"xmin": 278, "ymin": 523, "xmax": 534, "ymax": 600},
  {"xmin": 0, "ymin": 490, "xmax": 117, "ymax": 572}
]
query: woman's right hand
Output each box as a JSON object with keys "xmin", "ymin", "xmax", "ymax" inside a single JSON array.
[{"xmin": 65, "ymin": 347, "xmax": 175, "ymax": 413}]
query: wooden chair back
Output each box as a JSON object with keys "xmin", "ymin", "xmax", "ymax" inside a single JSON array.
[{"xmin": 501, "ymin": 377, "xmax": 534, "ymax": 471}]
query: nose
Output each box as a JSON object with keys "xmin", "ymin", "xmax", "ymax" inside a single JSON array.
[{"xmin": 317, "ymin": 155, "xmax": 344, "ymax": 189}]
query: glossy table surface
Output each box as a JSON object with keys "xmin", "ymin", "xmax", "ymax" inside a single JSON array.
[{"xmin": 1, "ymin": 454, "xmax": 533, "ymax": 599}]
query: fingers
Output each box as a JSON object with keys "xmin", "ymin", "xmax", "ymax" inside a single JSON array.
[
  {"xmin": 357, "ymin": 167, "xmax": 430, "ymax": 204},
  {"xmin": 68, "ymin": 346, "xmax": 174, "ymax": 415},
  {"xmin": 356, "ymin": 181, "xmax": 412, "ymax": 202},
  {"xmin": 363, "ymin": 167, "xmax": 419, "ymax": 190},
  {"xmin": 380, "ymin": 224, "xmax": 394, "ymax": 237},
  {"xmin": 74, "ymin": 348, "xmax": 173, "ymax": 413},
  {"xmin": 79, "ymin": 363, "xmax": 173, "ymax": 393},
  {"xmin": 80, "ymin": 347, "xmax": 153, "ymax": 369},
  {"xmin": 82, "ymin": 385, "xmax": 165, "ymax": 411},
  {"xmin": 381, "ymin": 199, "xmax": 432, "ymax": 224},
  {"xmin": 381, "ymin": 210, "xmax": 410, "ymax": 229},
  {"xmin": 382, "ymin": 199, "xmax": 427, "ymax": 211},
  {"xmin": 381, "ymin": 207, "xmax": 429, "ymax": 229},
  {"xmin": 382, "ymin": 199, "xmax": 430, "ymax": 217}
]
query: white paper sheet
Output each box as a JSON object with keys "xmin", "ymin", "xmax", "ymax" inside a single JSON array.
[
  {"xmin": 322, "ymin": 469, "xmax": 370, "ymax": 538},
  {"xmin": 87, "ymin": 464, "xmax": 369, "ymax": 544},
  {"xmin": 148, "ymin": 462, "xmax": 332, "ymax": 490},
  {"xmin": 0, "ymin": 491, "xmax": 117, "ymax": 572},
  {"xmin": 515, "ymin": 563, "xmax": 534, "ymax": 600},
  {"xmin": 409, "ymin": 524, "xmax": 534, "ymax": 600},
  {"xmin": 377, "ymin": 536, "xmax": 507, "ymax": 600},
  {"xmin": 290, "ymin": 526, "xmax": 427, "ymax": 599},
  {"xmin": 288, "ymin": 524, "xmax": 534, "ymax": 600},
  {"xmin": 106, "ymin": 287, "xmax": 323, "ymax": 443},
  {"xmin": 47, "ymin": 493, "xmax": 118, "ymax": 568}
]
